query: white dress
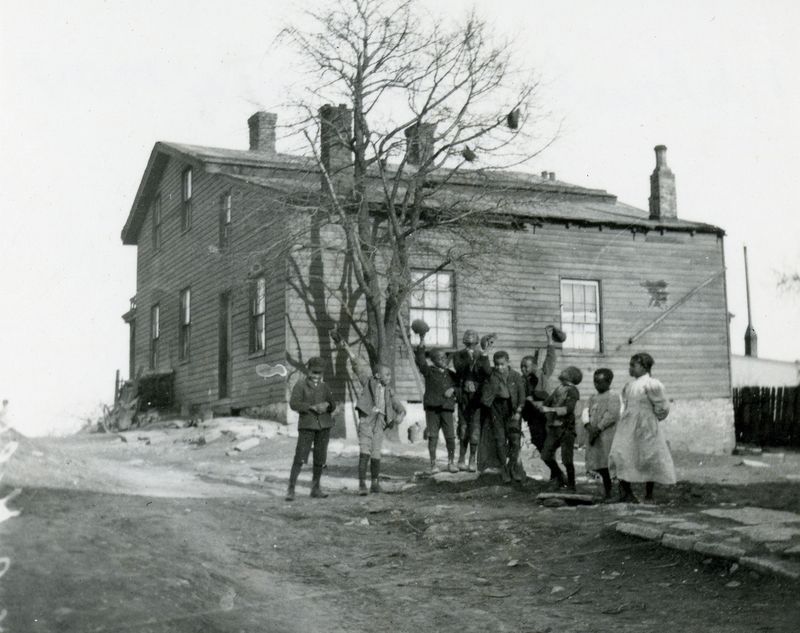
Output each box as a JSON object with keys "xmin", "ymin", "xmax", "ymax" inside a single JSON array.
[{"xmin": 608, "ymin": 375, "xmax": 676, "ymax": 484}]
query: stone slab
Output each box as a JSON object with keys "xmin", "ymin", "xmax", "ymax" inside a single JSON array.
[
  {"xmin": 616, "ymin": 522, "xmax": 663, "ymax": 541},
  {"xmin": 536, "ymin": 492, "xmax": 595, "ymax": 504},
  {"xmin": 638, "ymin": 516, "xmax": 684, "ymax": 525},
  {"xmin": 730, "ymin": 524, "xmax": 800, "ymax": 543},
  {"xmin": 661, "ymin": 533, "xmax": 697, "ymax": 552},
  {"xmin": 694, "ymin": 541, "xmax": 747, "ymax": 560},
  {"xmin": 670, "ymin": 521, "xmax": 711, "ymax": 531},
  {"xmin": 701, "ymin": 507, "xmax": 800, "ymax": 526},
  {"xmin": 740, "ymin": 556, "xmax": 800, "ymax": 580}
]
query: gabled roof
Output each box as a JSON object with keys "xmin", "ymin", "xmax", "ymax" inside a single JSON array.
[{"xmin": 121, "ymin": 141, "xmax": 724, "ymax": 245}]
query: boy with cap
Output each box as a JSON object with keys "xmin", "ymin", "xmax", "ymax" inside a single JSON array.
[
  {"xmin": 414, "ymin": 338, "xmax": 459, "ymax": 474},
  {"xmin": 286, "ymin": 357, "xmax": 337, "ymax": 501},
  {"xmin": 340, "ymin": 341, "xmax": 406, "ymax": 494},
  {"xmin": 535, "ymin": 366, "xmax": 583, "ymax": 491},
  {"xmin": 451, "ymin": 329, "xmax": 492, "ymax": 472},
  {"xmin": 481, "ymin": 350, "xmax": 527, "ymax": 483}
]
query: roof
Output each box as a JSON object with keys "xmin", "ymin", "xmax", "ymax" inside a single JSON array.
[{"xmin": 121, "ymin": 141, "xmax": 724, "ymax": 244}]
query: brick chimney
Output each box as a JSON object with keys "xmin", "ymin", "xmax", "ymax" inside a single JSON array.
[
  {"xmin": 404, "ymin": 122, "xmax": 437, "ymax": 166},
  {"xmin": 248, "ymin": 111, "xmax": 277, "ymax": 153},
  {"xmin": 319, "ymin": 104, "xmax": 353, "ymax": 192},
  {"xmin": 649, "ymin": 145, "xmax": 677, "ymax": 220}
]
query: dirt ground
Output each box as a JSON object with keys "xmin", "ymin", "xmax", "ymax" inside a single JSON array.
[{"xmin": 1, "ymin": 423, "xmax": 799, "ymax": 633}]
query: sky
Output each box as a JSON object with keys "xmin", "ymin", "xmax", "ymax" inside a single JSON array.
[{"xmin": 1, "ymin": 0, "xmax": 798, "ymax": 435}]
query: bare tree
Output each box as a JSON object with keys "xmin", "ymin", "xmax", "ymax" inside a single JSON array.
[{"xmin": 275, "ymin": 0, "xmax": 554, "ymax": 373}]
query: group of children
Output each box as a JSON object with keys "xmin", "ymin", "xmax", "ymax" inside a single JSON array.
[{"xmin": 286, "ymin": 327, "xmax": 677, "ymax": 505}]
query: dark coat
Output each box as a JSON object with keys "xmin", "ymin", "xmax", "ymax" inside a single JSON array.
[
  {"xmin": 414, "ymin": 347, "xmax": 458, "ymax": 411},
  {"xmin": 289, "ymin": 378, "xmax": 337, "ymax": 430},
  {"xmin": 481, "ymin": 368, "xmax": 526, "ymax": 411},
  {"xmin": 451, "ymin": 348, "xmax": 491, "ymax": 406}
]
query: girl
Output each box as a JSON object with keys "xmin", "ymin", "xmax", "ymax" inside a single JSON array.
[
  {"xmin": 583, "ymin": 368, "xmax": 621, "ymax": 500},
  {"xmin": 608, "ymin": 353, "xmax": 675, "ymax": 503}
]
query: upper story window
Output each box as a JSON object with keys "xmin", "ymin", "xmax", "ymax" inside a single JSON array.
[
  {"xmin": 149, "ymin": 304, "xmax": 160, "ymax": 369},
  {"xmin": 220, "ymin": 191, "xmax": 232, "ymax": 248},
  {"xmin": 560, "ymin": 279, "xmax": 602, "ymax": 352},
  {"xmin": 179, "ymin": 287, "xmax": 191, "ymax": 361},
  {"xmin": 409, "ymin": 269, "xmax": 453, "ymax": 347},
  {"xmin": 250, "ymin": 277, "xmax": 267, "ymax": 353},
  {"xmin": 181, "ymin": 168, "xmax": 193, "ymax": 232},
  {"xmin": 151, "ymin": 195, "xmax": 162, "ymax": 252}
]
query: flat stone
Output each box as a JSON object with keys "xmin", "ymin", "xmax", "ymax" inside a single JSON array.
[
  {"xmin": 639, "ymin": 516, "xmax": 686, "ymax": 524},
  {"xmin": 731, "ymin": 525, "xmax": 800, "ymax": 543},
  {"xmin": 784, "ymin": 544, "xmax": 800, "ymax": 555},
  {"xmin": 740, "ymin": 556, "xmax": 800, "ymax": 580},
  {"xmin": 536, "ymin": 492, "xmax": 595, "ymax": 503},
  {"xmin": 232, "ymin": 437, "xmax": 260, "ymax": 452},
  {"xmin": 431, "ymin": 471, "xmax": 478, "ymax": 483},
  {"xmin": 616, "ymin": 522, "xmax": 663, "ymax": 541},
  {"xmin": 670, "ymin": 521, "xmax": 711, "ymax": 531},
  {"xmin": 661, "ymin": 533, "xmax": 696, "ymax": 552},
  {"xmin": 701, "ymin": 507, "xmax": 800, "ymax": 526},
  {"xmin": 694, "ymin": 541, "xmax": 747, "ymax": 560}
]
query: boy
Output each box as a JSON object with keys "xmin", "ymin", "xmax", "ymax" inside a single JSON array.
[
  {"xmin": 340, "ymin": 341, "xmax": 406, "ymax": 495},
  {"xmin": 414, "ymin": 338, "xmax": 459, "ymax": 474},
  {"xmin": 583, "ymin": 368, "xmax": 620, "ymax": 499},
  {"xmin": 480, "ymin": 350, "xmax": 527, "ymax": 483},
  {"xmin": 520, "ymin": 325, "xmax": 559, "ymax": 455},
  {"xmin": 535, "ymin": 366, "xmax": 582, "ymax": 491},
  {"xmin": 286, "ymin": 357, "xmax": 337, "ymax": 501},
  {"xmin": 451, "ymin": 330, "xmax": 491, "ymax": 472}
]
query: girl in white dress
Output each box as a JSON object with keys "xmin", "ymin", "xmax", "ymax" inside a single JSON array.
[{"xmin": 608, "ymin": 353, "xmax": 675, "ymax": 503}]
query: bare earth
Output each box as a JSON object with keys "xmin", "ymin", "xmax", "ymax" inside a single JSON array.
[{"xmin": 1, "ymin": 421, "xmax": 799, "ymax": 633}]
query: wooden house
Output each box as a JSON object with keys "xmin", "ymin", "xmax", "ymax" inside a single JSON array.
[{"xmin": 121, "ymin": 110, "xmax": 734, "ymax": 454}]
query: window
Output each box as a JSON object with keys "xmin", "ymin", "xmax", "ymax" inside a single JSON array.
[
  {"xmin": 179, "ymin": 288, "xmax": 191, "ymax": 361},
  {"xmin": 560, "ymin": 279, "xmax": 601, "ymax": 352},
  {"xmin": 409, "ymin": 270, "xmax": 453, "ymax": 346},
  {"xmin": 181, "ymin": 168, "xmax": 193, "ymax": 232},
  {"xmin": 250, "ymin": 277, "xmax": 267, "ymax": 353},
  {"xmin": 149, "ymin": 304, "xmax": 160, "ymax": 369},
  {"xmin": 219, "ymin": 191, "xmax": 232, "ymax": 248},
  {"xmin": 151, "ymin": 195, "xmax": 162, "ymax": 252}
]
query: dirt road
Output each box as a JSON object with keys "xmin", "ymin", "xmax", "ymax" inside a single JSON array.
[{"xmin": 1, "ymin": 427, "xmax": 798, "ymax": 632}]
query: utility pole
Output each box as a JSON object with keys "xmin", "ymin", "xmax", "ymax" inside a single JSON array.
[{"xmin": 743, "ymin": 245, "xmax": 758, "ymax": 357}]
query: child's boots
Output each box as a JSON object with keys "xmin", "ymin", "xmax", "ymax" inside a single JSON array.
[
  {"xmin": 370, "ymin": 458, "xmax": 383, "ymax": 493},
  {"xmin": 358, "ymin": 454, "xmax": 370, "ymax": 496}
]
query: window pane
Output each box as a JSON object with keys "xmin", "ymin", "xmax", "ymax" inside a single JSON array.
[
  {"xmin": 256, "ymin": 278, "xmax": 266, "ymax": 314},
  {"xmin": 183, "ymin": 169, "xmax": 192, "ymax": 200}
]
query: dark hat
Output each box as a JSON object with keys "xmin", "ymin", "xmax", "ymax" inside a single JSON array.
[
  {"xmin": 306, "ymin": 357, "xmax": 325, "ymax": 372},
  {"xmin": 550, "ymin": 326, "xmax": 567, "ymax": 343},
  {"xmin": 411, "ymin": 319, "xmax": 430, "ymax": 336},
  {"xmin": 462, "ymin": 329, "xmax": 479, "ymax": 345}
]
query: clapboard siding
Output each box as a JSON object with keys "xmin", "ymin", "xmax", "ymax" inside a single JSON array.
[
  {"xmin": 283, "ymin": 220, "xmax": 730, "ymax": 404},
  {"xmin": 132, "ymin": 158, "xmax": 287, "ymax": 414}
]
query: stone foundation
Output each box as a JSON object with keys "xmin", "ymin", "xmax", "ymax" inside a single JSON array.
[{"xmin": 660, "ymin": 397, "xmax": 735, "ymax": 455}]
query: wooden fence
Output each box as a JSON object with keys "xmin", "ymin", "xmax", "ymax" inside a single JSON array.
[{"xmin": 732, "ymin": 386, "xmax": 800, "ymax": 447}]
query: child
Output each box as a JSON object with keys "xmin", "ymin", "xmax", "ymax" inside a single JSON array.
[
  {"xmin": 481, "ymin": 350, "xmax": 527, "ymax": 483},
  {"xmin": 414, "ymin": 338, "xmax": 459, "ymax": 474},
  {"xmin": 608, "ymin": 353, "xmax": 675, "ymax": 503},
  {"xmin": 536, "ymin": 366, "xmax": 583, "ymax": 491},
  {"xmin": 452, "ymin": 330, "xmax": 492, "ymax": 472},
  {"xmin": 341, "ymin": 342, "xmax": 406, "ymax": 495},
  {"xmin": 286, "ymin": 357, "xmax": 337, "ymax": 501},
  {"xmin": 520, "ymin": 325, "xmax": 559, "ymax": 456},
  {"xmin": 583, "ymin": 368, "xmax": 621, "ymax": 499}
]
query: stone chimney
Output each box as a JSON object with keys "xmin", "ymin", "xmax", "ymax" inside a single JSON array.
[
  {"xmin": 248, "ymin": 111, "xmax": 277, "ymax": 153},
  {"xmin": 404, "ymin": 122, "xmax": 437, "ymax": 166},
  {"xmin": 649, "ymin": 145, "xmax": 677, "ymax": 220},
  {"xmin": 319, "ymin": 104, "xmax": 353, "ymax": 192}
]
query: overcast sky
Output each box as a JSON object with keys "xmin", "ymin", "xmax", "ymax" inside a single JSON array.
[{"xmin": 1, "ymin": 0, "xmax": 798, "ymax": 435}]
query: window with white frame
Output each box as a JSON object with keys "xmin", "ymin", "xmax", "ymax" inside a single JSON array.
[
  {"xmin": 179, "ymin": 287, "xmax": 191, "ymax": 361},
  {"xmin": 149, "ymin": 304, "xmax": 160, "ymax": 369},
  {"xmin": 151, "ymin": 195, "xmax": 162, "ymax": 252},
  {"xmin": 219, "ymin": 191, "xmax": 232, "ymax": 248},
  {"xmin": 181, "ymin": 168, "xmax": 193, "ymax": 232},
  {"xmin": 560, "ymin": 279, "xmax": 601, "ymax": 352},
  {"xmin": 250, "ymin": 277, "xmax": 267, "ymax": 353},
  {"xmin": 409, "ymin": 270, "xmax": 453, "ymax": 346}
]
